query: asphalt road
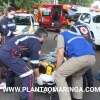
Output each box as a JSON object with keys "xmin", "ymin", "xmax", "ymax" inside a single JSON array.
[{"xmin": 0, "ymin": 31, "xmax": 100, "ymax": 100}]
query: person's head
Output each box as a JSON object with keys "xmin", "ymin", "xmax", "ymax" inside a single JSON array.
[
  {"xmin": 34, "ymin": 28, "xmax": 48, "ymax": 44},
  {"xmin": 0, "ymin": 10, "xmax": 4, "ymax": 16},
  {"xmin": 6, "ymin": 6, "xmax": 16, "ymax": 19}
]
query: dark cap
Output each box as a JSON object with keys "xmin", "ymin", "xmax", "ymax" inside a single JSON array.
[{"xmin": 7, "ymin": 6, "xmax": 16, "ymax": 12}]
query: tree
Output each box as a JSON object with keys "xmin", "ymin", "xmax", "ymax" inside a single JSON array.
[
  {"xmin": 0, "ymin": 0, "xmax": 11, "ymax": 12},
  {"xmin": 0, "ymin": 0, "xmax": 94, "ymax": 12},
  {"xmin": 59, "ymin": 0, "xmax": 93, "ymax": 6}
]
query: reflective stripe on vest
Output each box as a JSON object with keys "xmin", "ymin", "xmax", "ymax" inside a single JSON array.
[{"xmin": 67, "ymin": 36, "xmax": 84, "ymax": 44}]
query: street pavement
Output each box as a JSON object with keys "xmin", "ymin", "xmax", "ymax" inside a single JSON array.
[{"xmin": 0, "ymin": 31, "xmax": 100, "ymax": 100}]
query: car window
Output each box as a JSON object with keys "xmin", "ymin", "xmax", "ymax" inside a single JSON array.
[
  {"xmin": 80, "ymin": 13, "xmax": 91, "ymax": 23},
  {"xmin": 15, "ymin": 16, "xmax": 31, "ymax": 25},
  {"xmin": 93, "ymin": 15, "xmax": 100, "ymax": 23},
  {"xmin": 42, "ymin": 10, "xmax": 50, "ymax": 16},
  {"xmin": 53, "ymin": 6, "xmax": 61, "ymax": 14}
]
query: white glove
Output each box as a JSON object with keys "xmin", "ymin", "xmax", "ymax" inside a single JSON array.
[
  {"xmin": 37, "ymin": 74, "xmax": 44, "ymax": 85},
  {"xmin": 0, "ymin": 82, "xmax": 6, "ymax": 90},
  {"xmin": 52, "ymin": 71, "xmax": 56, "ymax": 79},
  {"xmin": 36, "ymin": 74, "xmax": 55, "ymax": 85}
]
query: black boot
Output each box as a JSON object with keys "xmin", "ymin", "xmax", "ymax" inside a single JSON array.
[
  {"xmin": 72, "ymin": 98, "xmax": 81, "ymax": 100},
  {"xmin": 20, "ymin": 97, "xmax": 28, "ymax": 100}
]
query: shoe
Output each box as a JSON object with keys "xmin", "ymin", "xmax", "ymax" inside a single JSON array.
[
  {"xmin": 0, "ymin": 82, "xmax": 6, "ymax": 90},
  {"xmin": 73, "ymin": 99, "xmax": 81, "ymax": 100},
  {"xmin": 20, "ymin": 96, "xmax": 28, "ymax": 100},
  {"xmin": 95, "ymin": 72, "xmax": 100, "ymax": 81},
  {"xmin": 72, "ymin": 98, "xmax": 81, "ymax": 100},
  {"xmin": 20, "ymin": 99, "xmax": 27, "ymax": 100},
  {"xmin": 20, "ymin": 98, "xmax": 28, "ymax": 100}
]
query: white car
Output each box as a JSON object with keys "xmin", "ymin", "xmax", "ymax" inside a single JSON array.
[
  {"xmin": 76, "ymin": 6, "xmax": 90, "ymax": 14},
  {"xmin": 70, "ymin": 23, "xmax": 94, "ymax": 41},
  {"xmin": 78, "ymin": 11, "xmax": 100, "ymax": 46},
  {"xmin": 15, "ymin": 13, "xmax": 39, "ymax": 35}
]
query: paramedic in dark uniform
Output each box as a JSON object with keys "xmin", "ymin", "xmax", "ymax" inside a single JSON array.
[
  {"xmin": 0, "ymin": 6, "xmax": 18, "ymax": 44},
  {"xmin": 0, "ymin": 28, "xmax": 48, "ymax": 100},
  {"xmin": 54, "ymin": 30, "xmax": 96, "ymax": 100},
  {"xmin": 0, "ymin": 6, "xmax": 19, "ymax": 87}
]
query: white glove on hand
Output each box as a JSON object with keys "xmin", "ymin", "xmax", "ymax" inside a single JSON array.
[
  {"xmin": 52, "ymin": 71, "xmax": 56, "ymax": 79},
  {"xmin": 36, "ymin": 74, "xmax": 55, "ymax": 85},
  {"xmin": 37, "ymin": 74, "xmax": 44, "ymax": 85}
]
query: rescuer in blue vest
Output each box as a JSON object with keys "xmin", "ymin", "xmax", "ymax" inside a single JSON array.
[{"xmin": 54, "ymin": 30, "xmax": 96, "ymax": 100}]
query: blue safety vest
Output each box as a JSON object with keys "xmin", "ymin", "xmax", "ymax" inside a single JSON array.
[{"xmin": 61, "ymin": 31, "xmax": 95, "ymax": 58}]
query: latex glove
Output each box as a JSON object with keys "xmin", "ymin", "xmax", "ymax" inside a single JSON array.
[
  {"xmin": 36, "ymin": 74, "xmax": 44, "ymax": 85},
  {"xmin": 36, "ymin": 74, "xmax": 55, "ymax": 85},
  {"xmin": 52, "ymin": 71, "xmax": 56, "ymax": 79}
]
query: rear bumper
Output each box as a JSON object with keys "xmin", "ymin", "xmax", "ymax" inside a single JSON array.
[{"xmin": 39, "ymin": 24, "xmax": 61, "ymax": 32}]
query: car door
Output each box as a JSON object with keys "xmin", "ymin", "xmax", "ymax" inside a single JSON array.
[
  {"xmin": 79, "ymin": 13, "xmax": 100, "ymax": 46},
  {"xmin": 92, "ymin": 15, "xmax": 100, "ymax": 45}
]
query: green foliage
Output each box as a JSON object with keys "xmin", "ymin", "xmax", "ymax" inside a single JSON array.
[
  {"xmin": 14, "ymin": 0, "xmax": 34, "ymax": 10},
  {"xmin": 59, "ymin": 0, "xmax": 68, "ymax": 3},
  {"xmin": 59, "ymin": 0, "xmax": 93, "ymax": 6},
  {"xmin": 0, "ymin": 0, "xmax": 11, "ymax": 12},
  {"xmin": 0, "ymin": 0, "xmax": 94, "ymax": 12}
]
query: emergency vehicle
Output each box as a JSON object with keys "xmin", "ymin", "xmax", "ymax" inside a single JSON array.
[{"xmin": 39, "ymin": 4, "xmax": 71, "ymax": 31}]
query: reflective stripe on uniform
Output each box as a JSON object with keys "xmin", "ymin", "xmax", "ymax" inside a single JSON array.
[
  {"xmin": 15, "ymin": 36, "xmax": 39, "ymax": 45},
  {"xmin": 7, "ymin": 23, "xmax": 16, "ymax": 27},
  {"xmin": 2, "ymin": 25, "xmax": 6, "ymax": 29},
  {"xmin": 30, "ymin": 60, "xmax": 39, "ymax": 64},
  {"xmin": 22, "ymin": 57, "xmax": 29, "ymax": 61},
  {"xmin": 19, "ymin": 69, "xmax": 33, "ymax": 78},
  {"xmin": 67, "ymin": 36, "xmax": 84, "ymax": 44},
  {"xmin": 7, "ymin": 31, "xmax": 11, "ymax": 36}
]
